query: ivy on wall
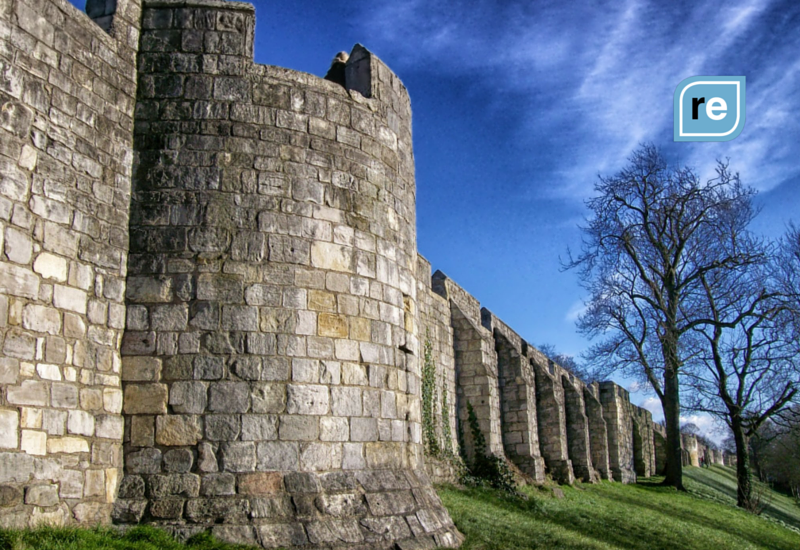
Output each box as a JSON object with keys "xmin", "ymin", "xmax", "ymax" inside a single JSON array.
[{"xmin": 422, "ymin": 331, "xmax": 441, "ymax": 457}]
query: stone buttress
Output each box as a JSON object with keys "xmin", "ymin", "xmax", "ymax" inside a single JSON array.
[{"xmin": 115, "ymin": 0, "xmax": 461, "ymax": 547}]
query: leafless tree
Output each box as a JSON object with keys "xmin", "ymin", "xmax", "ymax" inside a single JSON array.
[
  {"xmin": 682, "ymin": 232, "xmax": 799, "ymax": 509},
  {"xmin": 566, "ymin": 144, "xmax": 764, "ymax": 490}
]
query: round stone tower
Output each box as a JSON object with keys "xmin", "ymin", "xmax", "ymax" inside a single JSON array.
[{"xmin": 115, "ymin": 0, "xmax": 462, "ymax": 547}]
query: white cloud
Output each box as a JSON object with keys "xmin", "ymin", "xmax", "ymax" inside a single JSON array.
[{"xmin": 564, "ymin": 299, "xmax": 587, "ymax": 322}]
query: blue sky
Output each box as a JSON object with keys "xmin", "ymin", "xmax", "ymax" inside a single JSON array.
[{"xmin": 73, "ymin": 0, "xmax": 800, "ymax": 435}]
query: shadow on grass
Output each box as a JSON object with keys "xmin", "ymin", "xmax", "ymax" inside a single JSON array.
[
  {"xmin": 684, "ymin": 467, "xmax": 800, "ymax": 531},
  {"xmin": 442, "ymin": 482, "xmax": 800, "ymax": 550}
]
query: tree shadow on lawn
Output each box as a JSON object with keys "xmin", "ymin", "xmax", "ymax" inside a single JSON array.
[
  {"xmin": 603, "ymin": 482, "xmax": 799, "ymax": 550},
  {"xmin": 685, "ymin": 469, "xmax": 800, "ymax": 531},
  {"xmin": 451, "ymin": 486, "xmax": 731, "ymax": 550}
]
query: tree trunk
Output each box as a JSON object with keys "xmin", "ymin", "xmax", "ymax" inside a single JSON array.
[
  {"xmin": 732, "ymin": 418, "xmax": 752, "ymax": 508},
  {"xmin": 661, "ymin": 368, "xmax": 685, "ymax": 490}
]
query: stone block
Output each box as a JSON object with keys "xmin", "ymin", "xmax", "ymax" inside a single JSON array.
[
  {"xmin": 0, "ymin": 452, "xmax": 32, "ymax": 482},
  {"xmin": 208, "ymin": 381, "xmax": 250, "ymax": 413},
  {"xmin": 67, "ymin": 410, "xmax": 95, "ymax": 436},
  {"xmin": 0, "ymin": 410, "xmax": 19, "ymax": 449},
  {"xmin": 96, "ymin": 415, "xmax": 124, "ymax": 440},
  {"xmin": 220, "ymin": 441, "xmax": 256, "ymax": 472},
  {"xmin": 51, "ymin": 382, "xmax": 78, "ymax": 408},
  {"xmin": 25, "ymin": 484, "xmax": 59, "ymax": 507},
  {"xmin": 320, "ymin": 417, "xmax": 349, "ymax": 442},
  {"xmin": 123, "ymin": 384, "xmax": 168, "ymax": 414},
  {"xmin": 170, "ymin": 381, "xmax": 207, "ymax": 413},
  {"xmin": 156, "ymin": 415, "xmax": 202, "ymax": 446},
  {"xmin": 256, "ymin": 441, "xmax": 299, "ymax": 470},
  {"xmin": 22, "ymin": 304, "xmax": 61, "ymax": 334},
  {"xmin": 286, "ymin": 384, "xmax": 329, "ymax": 415},
  {"xmin": 250, "ymin": 383, "xmax": 286, "ymax": 413},
  {"xmin": 238, "ymin": 472, "xmax": 282, "ymax": 495},
  {"xmin": 201, "ymin": 473, "xmax": 236, "ymax": 496},
  {"xmin": 350, "ymin": 417, "xmax": 378, "ymax": 442},
  {"xmin": 318, "ymin": 313, "xmax": 348, "ymax": 338},
  {"xmin": 164, "ymin": 449, "xmax": 194, "ymax": 473},
  {"xmin": 331, "ymin": 386, "xmax": 362, "ymax": 416},
  {"xmin": 205, "ymin": 415, "xmax": 240, "ymax": 441},
  {"xmin": 279, "ymin": 415, "xmax": 318, "ymax": 441},
  {"xmin": 241, "ymin": 414, "xmax": 277, "ymax": 441},
  {"xmin": 53, "ymin": 285, "xmax": 87, "ymax": 314},
  {"xmin": 7, "ymin": 380, "xmax": 48, "ymax": 406},
  {"xmin": 47, "ymin": 436, "xmax": 89, "ymax": 454}
]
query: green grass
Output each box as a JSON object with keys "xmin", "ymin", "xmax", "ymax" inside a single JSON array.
[
  {"xmin": 0, "ymin": 525, "xmax": 253, "ymax": 550},
  {"xmin": 439, "ymin": 466, "xmax": 800, "ymax": 550},
  {"xmin": 684, "ymin": 466, "xmax": 800, "ymax": 533}
]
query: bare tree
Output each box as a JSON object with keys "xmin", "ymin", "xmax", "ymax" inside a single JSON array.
[
  {"xmin": 682, "ymin": 232, "xmax": 799, "ymax": 509},
  {"xmin": 566, "ymin": 144, "xmax": 763, "ymax": 490}
]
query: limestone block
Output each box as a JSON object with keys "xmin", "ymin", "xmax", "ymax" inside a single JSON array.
[
  {"xmin": 208, "ymin": 382, "xmax": 250, "ymax": 413},
  {"xmin": 331, "ymin": 386, "xmax": 362, "ymax": 416},
  {"xmin": 22, "ymin": 304, "xmax": 61, "ymax": 334},
  {"xmin": 103, "ymin": 388, "xmax": 123, "ymax": 413},
  {"xmin": 220, "ymin": 441, "xmax": 256, "ymax": 472},
  {"xmin": 67, "ymin": 410, "xmax": 95, "ymax": 437},
  {"xmin": 156, "ymin": 415, "xmax": 202, "ymax": 446},
  {"xmin": 0, "ymin": 410, "xmax": 19, "ymax": 449},
  {"xmin": 350, "ymin": 417, "xmax": 378, "ymax": 442},
  {"xmin": 51, "ymin": 383, "xmax": 78, "ymax": 408},
  {"xmin": 0, "ymin": 262, "xmax": 39, "ymax": 299},
  {"xmin": 170, "ymin": 381, "xmax": 208, "ymax": 414},
  {"xmin": 53, "ymin": 285, "xmax": 87, "ymax": 314},
  {"xmin": 7, "ymin": 380, "xmax": 48, "ymax": 406},
  {"xmin": 320, "ymin": 417, "xmax": 349, "ymax": 442},
  {"xmin": 164, "ymin": 449, "xmax": 194, "ymax": 473},
  {"xmin": 123, "ymin": 384, "xmax": 168, "ymax": 414},
  {"xmin": 241, "ymin": 414, "xmax": 277, "ymax": 441},
  {"xmin": 25, "ymin": 484, "xmax": 59, "ymax": 507},
  {"xmin": 286, "ymin": 384, "xmax": 329, "ymax": 415},
  {"xmin": 126, "ymin": 276, "xmax": 173, "ymax": 302},
  {"xmin": 96, "ymin": 415, "xmax": 124, "ymax": 440},
  {"xmin": 318, "ymin": 313, "xmax": 348, "ymax": 338},
  {"xmin": 4, "ymin": 227, "xmax": 32, "ymax": 264},
  {"xmin": 300, "ymin": 442, "xmax": 342, "ymax": 471},
  {"xmin": 238, "ymin": 472, "xmax": 283, "ymax": 495},
  {"xmin": 257, "ymin": 441, "xmax": 299, "ymax": 470},
  {"xmin": 47, "ymin": 436, "xmax": 89, "ymax": 454},
  {"xmin": 201, "ymin": 473, "xmax": 236, "ymax": 496}
]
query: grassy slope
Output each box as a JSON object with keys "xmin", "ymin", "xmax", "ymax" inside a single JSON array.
[
  {"xmin": 684, "ymin": 466, "xmax": 800, "ymax": 532},
  {"xmin": 439, "ymin": 466, "xmax": 800, "ymax": 550}
]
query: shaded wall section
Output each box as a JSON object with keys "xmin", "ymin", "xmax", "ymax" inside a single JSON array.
[{"xmin": 0, "ymin": 0, "xmax": 140, "ymax": 527}]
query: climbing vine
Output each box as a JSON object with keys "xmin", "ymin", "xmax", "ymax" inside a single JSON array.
[
  {"xmin": 441, "ymin": 384, "xmax": 453, "ymax": 456},
  {"xmin": 421, "ymin": 331, "xmax": 440, "ymax": 456},
  {"xmin": 462, "ymin": 401, "xmax": 517, "ymax": 493}
]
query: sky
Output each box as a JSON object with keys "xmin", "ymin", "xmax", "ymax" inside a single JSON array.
[{"xmin": 72, "ymin": 0, "xmax": 800, "ymax": 440}]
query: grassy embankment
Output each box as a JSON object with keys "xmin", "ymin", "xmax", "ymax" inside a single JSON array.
[
  {"xmin": 440, "ymin": 465, "xmax": 800, "ymax": 550},
  {"xmin": 1, "ymin": 465, "xmax": 798, "ymax": 550}
]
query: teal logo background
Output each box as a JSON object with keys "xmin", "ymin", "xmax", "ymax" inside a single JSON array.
[{"xmin": 674, "ymin": 76, "xmax": 746, "ymax": 142}]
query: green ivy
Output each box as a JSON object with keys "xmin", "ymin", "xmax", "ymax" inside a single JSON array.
[
  {"xmin": 422, "ymin": 331, "xmax": 440, "ymax": 456},
  {"xmin": 441, "ymin": 384, "xmax": 453, "ymax": 456},
  {"xmin": 462, "ymin": 401, "xmax": 517, "ymax": 494}
]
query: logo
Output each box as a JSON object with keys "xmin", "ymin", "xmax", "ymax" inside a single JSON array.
[{"xmin": 674, "ymin": 76, "xmax": 746, "ymax": 142}]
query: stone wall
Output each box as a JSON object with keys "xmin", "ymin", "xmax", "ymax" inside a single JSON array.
[
  {"xmin": 0, "ymin": 0, "xmax": 140, "ymax": 527},
  {"xmin": 0, "ymin": 0, "xmax": 729, "ymax": 544},
  {"xmin": 114, "ymin": 0, "xmax": 461, "ymax": 547}
]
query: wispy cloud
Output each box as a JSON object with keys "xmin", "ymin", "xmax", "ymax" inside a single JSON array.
[{"xmin": 360, "ymin": 0, "xmax": 800, "ymax": 201}]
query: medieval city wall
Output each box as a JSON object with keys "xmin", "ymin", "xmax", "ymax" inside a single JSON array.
[{"xmin": 0, "ymin": 0, "xmax": 728, "ymax": 546}]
